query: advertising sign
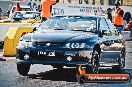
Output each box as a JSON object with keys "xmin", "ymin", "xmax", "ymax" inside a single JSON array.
[{"xmin": 52, "ymin": 3, "xmax": 132, "ymax": 17}]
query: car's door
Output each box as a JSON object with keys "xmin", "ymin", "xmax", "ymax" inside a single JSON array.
[
  {"xmin": 105, "ymin": 19, "xmax": 125, "ymax": 45},
  {"xmin": 101, "ymin": 19, "xmax": 125, "ymax": 64},
  {"xmin": 99, "ymin": 18, "xmax": 116, "ymax": 64}
]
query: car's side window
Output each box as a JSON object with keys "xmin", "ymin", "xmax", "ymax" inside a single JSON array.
[
  {"xmin": 106, "ymin": 19, "xmax": 119, "ymax": 36},
  {"xmin": 99, "ymin": 18, "xmax": 111, "ymax": 35}
]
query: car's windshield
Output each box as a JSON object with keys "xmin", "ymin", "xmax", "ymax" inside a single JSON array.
[
  {"xmin": 12, "ymin": 11, "xmax": 39, "ymax": 19},
  {"xmin": 38, "ymin": 16, "xmax": 97, "ymax": 32}
]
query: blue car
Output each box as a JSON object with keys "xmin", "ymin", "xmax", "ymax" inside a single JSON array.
[{"xmin": 16, "ymin": 16, "xmax": 126, "ymax": 76}]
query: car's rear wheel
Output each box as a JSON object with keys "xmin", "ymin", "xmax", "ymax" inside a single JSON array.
[
  {"xmin": 86, "ymin": 50, "xmax": 99, "ymax": 73},
  {"xmin": 17, "ymin": 63, "xmax": 31, "ymax": 76}
]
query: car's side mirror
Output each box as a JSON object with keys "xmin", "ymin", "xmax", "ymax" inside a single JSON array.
[
  {"xmin": 102, "ymin": 30, "xmax": 106, "ymax": 35},
  {"xmin": 98, "ymin": 30, "xmax": 108, "ymax": 37},
  {"xmin": 98, "ymin": 31, "xmax": 103, "ymax": 37}
]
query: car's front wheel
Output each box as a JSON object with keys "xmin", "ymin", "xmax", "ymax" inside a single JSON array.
[
  {"xmin": 118, "ymin": 50, "xmax": 125, "ymax": 70},
  {"xmin": 86, "ymin": 50, "xmax": 100, "ymax": 73},
  {"xmin": 17, "ymin": 63, "xmax": 31, "ymax": 76}
]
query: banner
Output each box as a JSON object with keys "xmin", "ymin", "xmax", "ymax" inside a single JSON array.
[{"xmin": 52, "ymin": 3, "xmax": 132, "ymax": 17}]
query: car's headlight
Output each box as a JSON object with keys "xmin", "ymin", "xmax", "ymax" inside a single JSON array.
[
  {"xmin": 17, "ymin": 41, "xmax": 33, "ymax": 48},
  {"xmin": 65, "ymin": 43, "xmax": 86, "ymax": 48}
]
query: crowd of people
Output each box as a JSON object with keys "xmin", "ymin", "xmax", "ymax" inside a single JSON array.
[{"xmin": 106, "ymin": 2, "xmax": 132, "ymax": 33}]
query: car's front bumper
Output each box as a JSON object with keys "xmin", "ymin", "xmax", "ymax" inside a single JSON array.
[
  {"xmin": 16, "ymin": 59, "xmax": 92, "ymax": 66},
  {"xmin": 16, "ymin": 49, "xmax": 93, "ymax": 66}
]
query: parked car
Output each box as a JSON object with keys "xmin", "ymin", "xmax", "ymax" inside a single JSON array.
[
  {"xmin": 16, "ymin": 16, "xmax": 126, "ymax": 76},
  {"xmin": 7, "ymin": 5, "xmax": 31, "ymax": 17},
  {"xmin": 0, "ymin": 11, "xmax": 40, "ymax": 50},
  {"xmin": 0, "ymin": 11, "xmax": 40, "ymax": 23}
]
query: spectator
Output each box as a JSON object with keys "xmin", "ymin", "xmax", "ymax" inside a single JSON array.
[
  {"xmin": 15, "ymin": 3, "xmax": 22, "ymax": 11},
  {"xmin": 124, "ymin": 12, "xmax": 131, "ymax": 24},
  {"xmin": 124, "ymin": 21, "xmax": 132, "ymax": 39},
  {"xmin": 124, "ymin": 21, "xmax": 132, "ymax": 31},
  {"xmin": 107, "ymin": 8, "xmax": 112, "ymax": 22},
  {"xmin": 100, "ymin": 0, "xmax": 104, "ymax": 5},
  {"xmin": 41, "ymin": 0, "xmax": 57, "ymax": 22},
  {"xmin": 113, "ymin": 1, "xmax": 124, "ymax": 33},
  {"xmin": 38, "ymin": 5, "xmax": 42, "ymax": 12},
  {"xmin": 0, "ymin": 8, "xmax": 2, "ymax": 20}
]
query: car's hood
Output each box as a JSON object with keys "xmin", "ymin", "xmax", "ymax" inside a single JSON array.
[{"xmin": 25, "ymin": 30, "xmax": 91, "ymax": 43}]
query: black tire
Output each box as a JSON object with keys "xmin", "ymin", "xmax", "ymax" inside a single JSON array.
[
  {"xmin": 90, "ymin": 50, "xmax": 100, "ymax": 73},
  {"xmin": 17, "ymin": 63, "xmax": 31, "ymax": 76},
  {"xmin": 119, "ymin": 50, "xmax": 125, "ymax": 70},
  {"xmin": 113, "ymin": 50, "xmax": 125, "ymax": 72}
]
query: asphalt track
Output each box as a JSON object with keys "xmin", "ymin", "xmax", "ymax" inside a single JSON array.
[{"xmin": 0, "ymin": 41, "xmax": 132, "ymax": 87}]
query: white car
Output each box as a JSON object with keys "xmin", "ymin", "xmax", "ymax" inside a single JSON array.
[{"xmin": 7, "ymin": 5, "xmax": 32, "ymax": 17}]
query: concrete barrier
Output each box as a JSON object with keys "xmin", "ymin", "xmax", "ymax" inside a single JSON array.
[
  {"xmin": 3, "ymin": 27, "xmax": 35, "ymax": 57},
  {"xmin": 0, "ymin": 23, "xmax": 39, "ymax": 42}
]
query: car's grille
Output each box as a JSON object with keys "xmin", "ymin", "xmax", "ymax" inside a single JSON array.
[
  {"xmin": 29, "ymin": 50, "xmax": 89, "ymax": 62},
  {"xmin": 30, "ymin": 50, "xmax": 65, "ymax": 60}
]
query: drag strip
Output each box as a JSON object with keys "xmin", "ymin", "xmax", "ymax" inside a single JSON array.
[{"xmin": 0, "ymin": 41, "xmax": 132, "ymax": 87}]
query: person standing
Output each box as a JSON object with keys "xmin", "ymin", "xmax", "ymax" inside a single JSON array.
[
  {"xmin": 107, "ymin": 8, "xmax": 112, "ymax": 22},
  {"xmin": 41, "ymin": 0, "xmax": 58, "ymax": 22},
  {"xmin": 100, "ymin": 0, "xmax": 104, "ymax": 5},
  {"xmin": 124, "ymin": 21, "xmax": 132, "ymax": 31},
  {"xmin": 113, "ymin": 2, "xmax": 124, "ymax": 33},
  {"xmin": 124, "ymin": 12, "xmax": 131, "ymax": 24},
  {"xmin": 38, "ymin": 5, "xmax": 42, "ymax": 12},
  {"xmin": 15, "ymin": 3, "xmax": 22, "ymax": 11},
  {"xmin": 124, "ymin": 21, "xmax": 132, "ymax": 39}
]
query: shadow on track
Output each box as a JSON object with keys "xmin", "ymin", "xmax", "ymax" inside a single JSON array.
[
  {"xmin": 27, "ymin": 68, "xmax": 78, "ymax": 82},
  {"xmin": 27, "ymin": 68, "xmax": 132, "ymax": 82}
]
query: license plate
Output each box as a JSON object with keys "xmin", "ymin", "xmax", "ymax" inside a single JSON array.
[{"xmin": 37, "ymin": 51, "xmax": 55, "ymax": 56}]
